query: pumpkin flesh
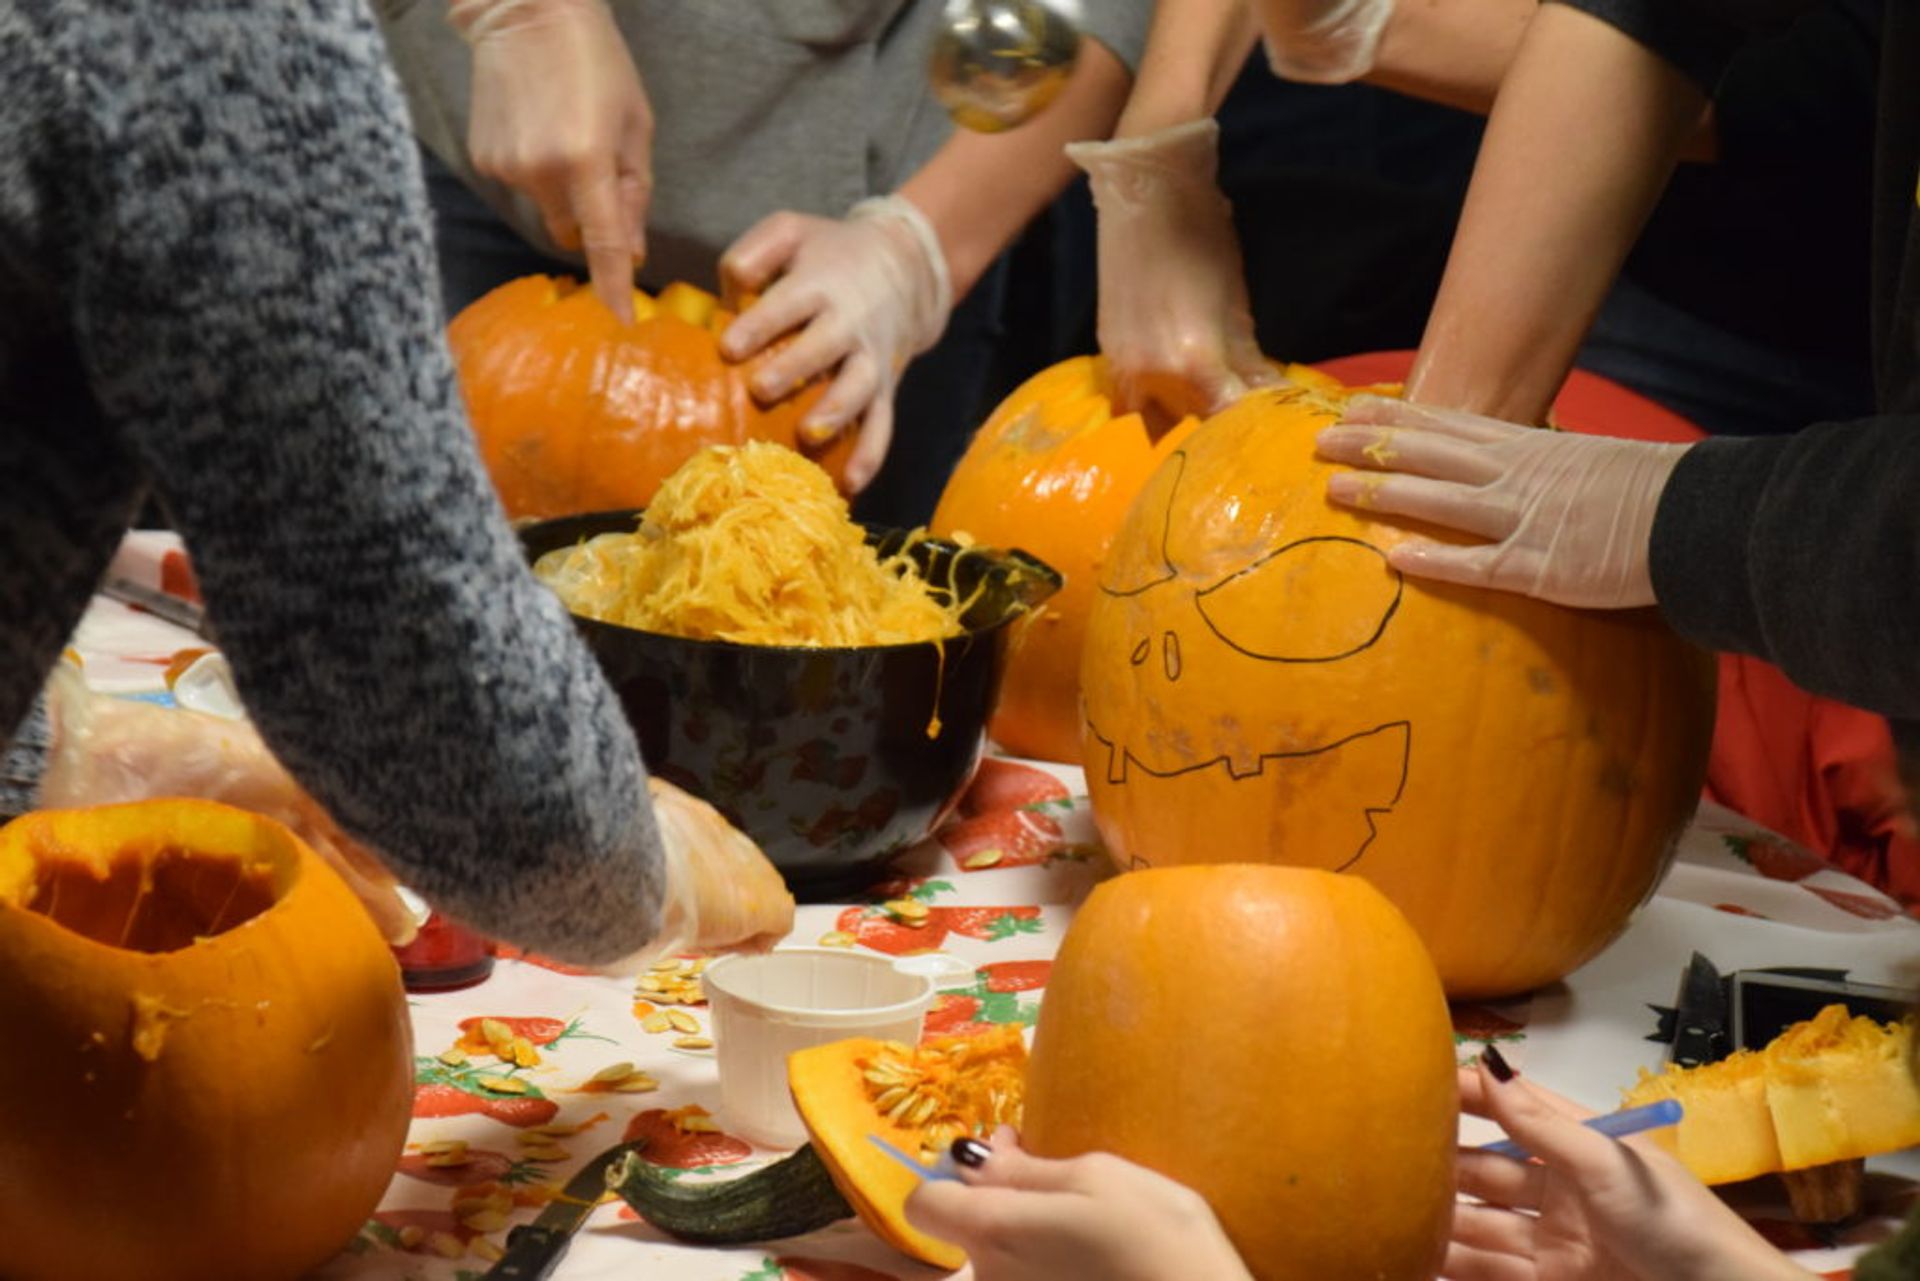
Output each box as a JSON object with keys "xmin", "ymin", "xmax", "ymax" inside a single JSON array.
[
  {"xmin": 1080, "ymin": 383, "xmax": 1716, "ymax": 997},
  {"xmin": 0, "ymin": 800, "xmax": 414, "ymax": 1281},
  {"xmin": 1022, "ymin": 865, "xmax": 1457, "ymax": 1281},
  {"xmin": 789, "ymin": 1025, "xmax": 1026, "ymax": 1269}
]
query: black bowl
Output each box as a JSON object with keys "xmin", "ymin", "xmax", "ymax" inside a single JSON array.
[{"xmin": 520, "ymin": 510, "xmax": 1060, "ymax": 899}]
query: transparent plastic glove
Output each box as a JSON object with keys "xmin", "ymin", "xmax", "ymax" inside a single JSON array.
[
  {"xmin": 1316, "ymin": 396, "xmax": 1690, "ymax": 609},
  {"xmin": 36, "ymin": 663, "xmax": 416, "ymax": 945},
  {"xmin": 718, "ymin": 195, "xmax": 953, "ymax": 492},
  {"xmin": 1256, "ymin": 0, "xmax": 1395, "ymax": 83},
  {"xmin": 1453, "ymin": 1059, "xmax": 1809, "ymax": 1281},
  {"xmin": 598, "ymin": 778, "xmax": 794, "ymax": 975},
  {"xmin": 455, "ymin": 0, "xmax": 652, "ymax": 322},
  {"xmin": 904, "ymin": 1126, "xmax": 1255, "ymax": 1281},
  {"xmin": 1066, "ymin": 119, "xmax": 1282, "ymax": 425}
]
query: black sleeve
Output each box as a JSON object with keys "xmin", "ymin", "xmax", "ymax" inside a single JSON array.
[
  {"xmin": 1549, "ymin": 0, "xmax": 1827, "ymax": 91},
  {"xmin": 1650, "ymin": 416, "xmax": 1920, "ymax": 717}
]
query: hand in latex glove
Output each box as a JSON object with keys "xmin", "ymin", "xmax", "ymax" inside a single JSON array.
[
  {"xmin": 1452, "ymin": 1057, "xmax": 1808, "ymax": 1281},
  {"xmin": 1255, "ymin": 0, "xmax": 1395, "ymax": 83},
  {"xmin": 1067, "ymin": 119, "xmax": 1282, "ymax": 425},
  {"xmin": 456, "ymin": 0, "xmax": 652, "ymax": 322},
  {"xmin": 718, "ymin": 195, "xmax": 953, "ymax": 492},
  {"xmin": 37, "ymin": 664, "xmax": 416, "ymax": 945},
  {"xmin": 904, "ymin": 1127, "xmax": 1254, "ymax": 1281},
  {"xmin": 1316, "ymin": 396, "xmax": 1691, "ymax": 609},
  {"xmin": 606, "ymin": 778, "xmax": 793, "ymax": 973}
]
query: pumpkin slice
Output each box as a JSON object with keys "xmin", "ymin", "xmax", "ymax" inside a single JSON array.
[
  {"xmin": 789, "ymin": 1025, "xmax": 1028, "ymax": 1269},
  {"xmin": 1624, "ymin": 1005, "xmax": 1920, "ymax": 1184}
]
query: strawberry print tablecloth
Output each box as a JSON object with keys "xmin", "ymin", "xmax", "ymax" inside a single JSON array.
[{"xmin": 63, "ymin": 535, "xmax": 1920, "ymax": 1280}]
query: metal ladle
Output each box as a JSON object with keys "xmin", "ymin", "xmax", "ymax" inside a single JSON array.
[{"xmin": 928, "ymin": 0, "xmax": 1082, "ymax": 133}]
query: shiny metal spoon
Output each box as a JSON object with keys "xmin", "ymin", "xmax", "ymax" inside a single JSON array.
[{"xmin": 928, "ymin": 0, "xmax": 1082, "ymax": 133}]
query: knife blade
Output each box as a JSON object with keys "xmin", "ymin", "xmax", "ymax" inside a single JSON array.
[
  {"xmin": 99, "ymin": 574, "xmax": 211, "ymax": 639},
  {"xmin": 483, "ymin": 1140, "xmax": 645, "ymax": 1281}
]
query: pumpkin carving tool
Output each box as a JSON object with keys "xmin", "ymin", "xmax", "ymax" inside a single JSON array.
[
  {"xmin": 868, "ymin": 1133, "xmax": 964, "ymax": 1183},
  {"xmin": 482, "ymin": 1140, "xmax": 645, "ymax": 1280},
  {"xmin": 1477, "ymin": 1098, "xmax": 1684, "ymax": 1162}
]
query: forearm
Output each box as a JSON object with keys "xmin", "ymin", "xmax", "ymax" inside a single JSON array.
[
  {"xmin": 1404, "ymin": 2, "xmax": 1706, "ymax": 422},
  {"xmin": 899, "ymin": 37, "xmax": 1130, "ymax": 298},
  {"xmin": 1113, "ymin": 0, "xmax": 1260, "ymax": 137}
]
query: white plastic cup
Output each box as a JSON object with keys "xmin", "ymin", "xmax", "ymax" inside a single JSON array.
[{"xmin": 702, "ymin": 947, "xmax": 973, "ymax": 1148}]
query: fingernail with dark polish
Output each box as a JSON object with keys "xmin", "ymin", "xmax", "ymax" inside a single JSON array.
[
  {"xmin": 1481, "ymin": 1045, "xmax": 1517, "ymax": 1083},
  {"xmin": 950, "ymin": 1137, "xmax": 991, "ymax": 1169}
]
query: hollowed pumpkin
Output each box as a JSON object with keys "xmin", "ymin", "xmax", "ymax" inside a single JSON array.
[
  {"xmin": 449, "ymin": 276, "xmax": 848, "ymax": 520},
  {"xmin": 789, "ymin": 1024, "xmax": 1028, "ymax": 1269},
  {"xmin": 1081, "ymin": 382, "xmax": 1716, "ymax": 998},
  {"xmin": 0, "ymin": 799, "xmax": 414, "ymax": 1281},
  {"xmin": 931, "ymin": 358, "xmax": 1337, "ymax": 763},
  {"xmin": 1022, "ymin": 865, "xmax": 1456, "ymax": 1281}
]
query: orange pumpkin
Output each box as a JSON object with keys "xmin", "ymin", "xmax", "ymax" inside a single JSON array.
[
  {"xmin": 449, "ymin": 276, "xmax": 848, "ymax": 520},
  {"xmin": 0, "ymin": 800, "xmax": 414, "ymax": 1281},
  {"xmin": 1081, "ymin": 383, "xmax": 1715, "ymax": 998},
  {"xmin": 931, "ymin": 359, "xmax": 1338, "ymax": 763},
  {"xmin": 1023, "ymin": 865, "xmax": 1457, "ymax": 1281}
]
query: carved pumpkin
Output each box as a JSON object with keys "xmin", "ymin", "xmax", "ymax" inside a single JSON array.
[
  {"xmin": 931, "ymin": 358, "xmax": 1337, "ymax": 762},
  {"xmin": 1081, "ymin": 383, "xmax": 1715, "ymax": 998},
  {"xmin": 788, "ymin": 1025, "xmax": 1027, "ymax": 1269},
  {"xmin": 449, "ymin": 276, "xmax": 847, "ymax": 520},
  {"xmin": 0, "ymin": 800, "xmax": 414, "ymax": 1281},
  {"xmin": 1022, "ymin": 865, "xmax": 1456, "ymax": 1281}
]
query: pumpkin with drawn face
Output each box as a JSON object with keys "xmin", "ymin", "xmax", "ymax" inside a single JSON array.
[{"xmin": 1081, "ymin": 383, "xmax": 1716, "ymax": 998}]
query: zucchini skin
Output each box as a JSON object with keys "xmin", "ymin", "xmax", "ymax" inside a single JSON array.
[{"xmin": 609, "ymin": 1142, "xmax": 854, "ymax": 1244}]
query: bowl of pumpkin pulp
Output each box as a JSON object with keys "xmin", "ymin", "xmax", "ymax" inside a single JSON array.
[{"xmin": 521, "ymin": 443, "xmax": 1058, "ymax": 898}]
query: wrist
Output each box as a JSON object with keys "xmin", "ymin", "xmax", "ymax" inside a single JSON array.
[
  {"xmin": 449, "ymin": 0, "xmax": 604, "ymax": 42},
  {"xmin": 852, "ymin": 193, "xmax": 955, "ymax": 337},
  {"xmin": 1261, "ymin": 0, "xmax": 1395, "ymax": 84}
]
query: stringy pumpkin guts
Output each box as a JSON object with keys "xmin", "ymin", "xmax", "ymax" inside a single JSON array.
[
  {"xmin": 858, "ymin": 1026, "xmax": 1026, "ymax": 1159},
  {"xmin": 533, "ymin": 442, "xmax": 963, "ymax": 647}
]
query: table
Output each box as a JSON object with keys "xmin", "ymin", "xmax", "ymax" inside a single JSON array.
[{"xmin": 69, "ymin": 534, "xmax": 1920, "ymax": 1280}]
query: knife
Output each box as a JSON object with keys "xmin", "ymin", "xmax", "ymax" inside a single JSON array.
[
  {"xmin": 1665, "ymin": 952, "xmax": 1731, "ymax": 1069},
  {"xmin": 483, "ymin": 1140, "xmax": 645, "ymax": 1281},
  {"xmin": 99, "ymin": 574, "xmax": 211, "ymax": 639}
]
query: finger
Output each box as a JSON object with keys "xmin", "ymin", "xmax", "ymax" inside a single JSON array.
[
  {"xmin": 719, "ymin": 212, "xmax": 808, "ymax": 309},
  {"xmin": 1456, "ymin": 1149, "xmax": 1549, "ymax": 1210},
  {"xmin": 746, "ymin": 302, "xmax": 850, "ymax": 400},
  {"xmin": 1439, "ymin": 1239, "xmax": 1538, "ymax": 1281},
  {"xmin": 1450, "ymin": 1201, "xmax": 1537, "ymax": 1257},
  {"xmin": 842, "ymin": 384, "xmax": 893, "ymax": 494},
  {"xmin": 801, "ymin": 351, "xmax": 882, "ymax": 441},
  {"xmin": 571, "ymin": 167, "xmax": 636, "ymax": 324},
  {"xmin": 726, "ymin": 281, "xmax": 832, "ymax": 371},
  {"xmin": 1474, "ymin": 1062, "xmax": 1633, "ymax": 1181},
  {"xmin": 1343, "ymin": 394, "xmax": 1521, "ymax": 444},
  {"xmin": 1324, "ymin": 471, "xmax": 1520, "ymax": 541},
  {"xmin": 618, "ymin": 106, "xmax": 653, "ymax": 271},
  {"xmin": 1315, "ymin": 425, "xmax": 1507, "ymax": 486}
]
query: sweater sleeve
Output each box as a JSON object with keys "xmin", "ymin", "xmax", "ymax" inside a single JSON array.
[
  {"xmin": 1649, "ymin": 416, "xmax": 1920, "ymax": 718},
  {"xmin": 43, "ymin": 0, "xmax": 667, "ymax": 964}
]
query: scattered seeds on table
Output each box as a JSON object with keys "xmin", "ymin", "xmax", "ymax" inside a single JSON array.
[
  {"xmin": 673, "ymin": 1035, "xmax": 714, "ymax": 1051},
  {"xmin": 818, "ymin": 931, "xmax": 856, "ymax": 948}
]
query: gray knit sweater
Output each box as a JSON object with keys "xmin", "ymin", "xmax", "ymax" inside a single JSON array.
[{"xmin": 0, "ymin": 0, "xmax": 666, "ymax": 964}]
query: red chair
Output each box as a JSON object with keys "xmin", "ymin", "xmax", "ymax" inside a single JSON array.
[{"xmin": 1315, "ymin": 352, "xmax": 1919, "ymax": 904}]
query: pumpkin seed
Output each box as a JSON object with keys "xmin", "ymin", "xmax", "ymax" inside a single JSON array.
[
  {"xmin": 426, "ymin": 1231, "xmax": 467, "ymax": 1258},
  {"xmin": 471, "ymin": 1238, "xmax": 505, "ymax": 1263},
  {"xmin": 818, "ymin": 931, "xmax": 857, "ymax": 948},
  {"xmin": 510, "ymin": 1038, "xmax": 540, "ymax": 1068},
  {"xmin": 424, "ymin": 1151, "xmax": 473, "ymax": 1168},
  {"xmin": 588, "ymin": 1060, "xmax": 637, "ymax": 1085},
  {"xmin": 884, "ymin": 898, "xmax": 930, "ymax": 923},
  {"xmin": 665, "ymin": 1009, "xmax": 701, "ymax": 1034},
  {"xmin": 475, "ymin": 1074, "xmax": 529, "ymax": 1095},
  {"xmin": 396, "ymin": 1225, "xmax": 425, "ymax": 1249},
  {"xmin": 673, "ymin": 1035, "xmax": 714, "ymax": 1051},
  {"xmin": 437, "ymin": 1047, "xmax": 469, "ymax": 1067},
  {"xmin": 420, "ymin": 1138, "xmax": 468, "ymax": 1157},
  {"xmin": 641, "ymin": 1012, "xmax": 673, "ymax": 1034},
  {"xmin": 962, "ymin": 849, "xmax": 1005, "ymax": 870},
  {"xmin": 460, "ymin": 1208, "xmax": 510, "ymax": 1233},
  {"xmin": 530, "ymin": 1121, "xmax": 585, "ymax": 1138},
  {"xmin": 614, "ymin": 1072, "xmax": 660, "ymax": 1093}
]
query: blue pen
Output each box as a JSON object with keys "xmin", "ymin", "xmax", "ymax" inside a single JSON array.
[
  {"xmin": 1478, "ymin": 1098, "xmax": 1684, "ymax": 1161},
  {"xmin": 868, "ymin": 1134, "xmax": 964, "ymax": 1183}
]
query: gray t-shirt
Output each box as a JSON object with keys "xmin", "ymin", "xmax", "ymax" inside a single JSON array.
[
  {"xmin": 375, "ymin": 0, "xmax": 1153, "ymax": 286},
  {"xmin": 0, "ymin": 0, "xmax": 669, "ymax": 964}
]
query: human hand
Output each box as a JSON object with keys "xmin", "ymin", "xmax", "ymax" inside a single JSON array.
[
  {"xmin": 1449, "ymin": 1053, "xmax": 1811, "ymax": 1281},
  {"xmin": 1253, "ymin": 0, "xmax": 1396, "ymax": 83},
  {"xmin": 36, "ymin": 664, "xmax": 415, "ymax": 945},
  {"xmin": 717, "ymin": 196, "xmax": 953, "ymax": 492},
  {"xmin": 1316, "ymin": 396, "xmax": 1692, "ymax": 609},
  {"xmin": 455, "ymin": 0, "xmax": 652, "ymax": 322},
  {"xmin": 600, "ymin": 778, "xmax": 794, "ymax": 974},
  {"xmin": 1066, "ymin": 119, "xmax": 1283, "ymax": 427},
  {"xmin": 903, "ymin": 1127, "xmax": 1254, "ymax": 1281}
]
